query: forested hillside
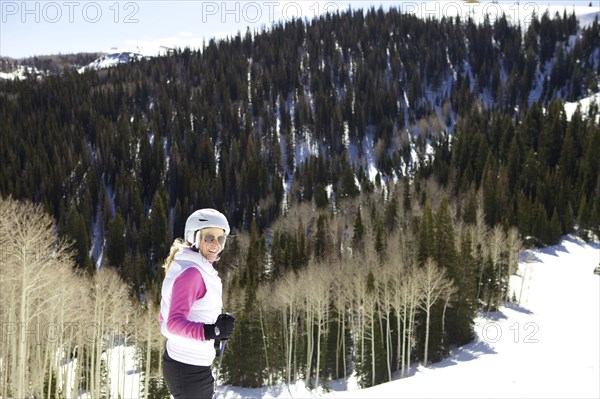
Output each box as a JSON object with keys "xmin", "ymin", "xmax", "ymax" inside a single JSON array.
[
  {"xmin": 1, "ymin": 5, "xmax": 599, "ymax": 396},
  {"xmin": 0, "ymin": 52, "xmax": 103, "ymax": 76}
]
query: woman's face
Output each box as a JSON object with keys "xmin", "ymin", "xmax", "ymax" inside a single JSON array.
[{"xmin": 198, "ymin": 227, "xmax": 226, "ymax": 262}]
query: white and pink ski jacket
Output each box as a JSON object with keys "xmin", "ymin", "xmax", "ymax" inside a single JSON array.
[{"xmin": 160, "ymin": 247, "xmax": 222, "ymax": 366}]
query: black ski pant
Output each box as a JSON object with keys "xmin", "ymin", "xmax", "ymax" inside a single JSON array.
[{"xmin": 163, "ymin": 350, "xmax": 215, "ymax": 399}]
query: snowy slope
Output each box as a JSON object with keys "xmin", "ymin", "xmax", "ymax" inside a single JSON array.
[
  {"xmin": 0, "ymin": 64, "xmax": 44, "ymax": 80},
  {"xmin": 565, "ymin": 92, "xmax": 600, "ymax": 122},
  {"xmin": 215, "ymin": 235, "xmax": 599, "ymax": 399},
  {"xmin": 78, "ymin": 52, "xmax": 145, "ymax": 73}
]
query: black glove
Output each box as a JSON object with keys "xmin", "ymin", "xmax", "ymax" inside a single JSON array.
[{"xmin": 203, "ymin": 313, "xmax": 235, "ymax": 340}]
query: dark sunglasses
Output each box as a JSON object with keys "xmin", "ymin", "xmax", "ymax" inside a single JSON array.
[{"xmin": 203, "ymin": 234, "xmax": 226, "ymax": 245}]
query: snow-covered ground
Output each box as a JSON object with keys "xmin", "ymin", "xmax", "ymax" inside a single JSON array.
[
  {"xmin": 214, "ymin": 235, "xmax": 599, "ymax": 399},
  {"xmin": 565, "ymin": 92, "xmax": 600, "ymax": 123}
]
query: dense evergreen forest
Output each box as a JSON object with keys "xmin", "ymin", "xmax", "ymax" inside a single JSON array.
[{"xmin": 1, "ymin": 5, "xmax": 599, "ymax": 396}]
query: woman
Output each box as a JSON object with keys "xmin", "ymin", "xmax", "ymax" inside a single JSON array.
[{"xmin": 160, "ymin": 208, "xmax": 236, "ymax": 399}]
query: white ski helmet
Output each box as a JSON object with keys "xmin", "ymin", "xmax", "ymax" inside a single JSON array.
[{"xmin": 184, "ymin": 208, "xmax": 230, "ymax": 246}]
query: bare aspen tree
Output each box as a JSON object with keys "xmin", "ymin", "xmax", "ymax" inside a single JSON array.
[
  {"xmin": 386, "ymin": 235, "xmax": 403, "ymax": 376},
  {"xmin": 398, "ymin": 263, "xmax": 422, "ymax": 378},
  {"xmin": 272, "ymin": 270, "xmax": 300, "ymax": 385},
  {"xmin": 311, "ymin": 262, "xmax": 331, "ymax": 389},
  {"xmin": 383, "ymin": 224, "xmax": 414, "ymax": 378},
  {"xmin": 330, "ymin": 255, "xmax": 351, "ymax": 382},
  {"xmin": 0, "ymin": 199, "xmax": 12, "ymax": 399},
  {"xmin": 405, "ymin": 280, "xmax": 417, "ymax": 376},
  {"xmin": 49, "ymin": 274, "xmax": 88, "ymax": 398},
  {"xmin": 440, "ymin": 284, "xmax": 458, "ymax": 337},
  {"xmin": 345, "ymin": 257, "xmax": 368, "ymax": 384},
  {"xmin": 88, "ymin": 267, "xmax": 133, "ymax": 398},
  {"xmin": 474, "ymin": 206, "xmax": 490, "ymax": 302},
  {"xmin": 50, "ymin": 265, "xmax": 90, "ymax": 399},
  {"xmin": 489, "ymin": 225, "xmax": 506, "ymax": 267},
  {"xmin": 70, "ymin": 275, "xmax": 97, "ymax": 397},
  {"xmin": 391, "ymin": 261, "xmax": 407, "ymax": 376},
  {"xmin": 378, "ymin": 260, "xmax": 395, "ymax": 382},
  {"xmin": 125, "ymin": 300, "xmax": 160, "ymax": 399},
  {"xmin": 295, "ymin": 261, "xmax": 332, "ymax": 388},
  {"xmin": 1, "ymin": 217, "xmax": 18, "ymax": 398},
  {"xmin": 366, "ymin": 270, "xmax": 379, "ymax": 388},
  {"xmin": 505, "ymin": 227, "xmax": 523, "ymax": 302},
  {"xmin": 358, "ymin": 205, "xmax": 387, "ymax": 387},
  {"xmin": 490, "ymin": 224, "xmax": 507, "ymax": 309},
  {"xmin": 0, "ymin": 198, "xmax": 152, "ymax": 398},
  {"xmin": 256, "ymin": 285, "xmax": 272, "ymax": 384},
  {"xmin": 136, "ymin": 300, "xmax": 164, "ymax": 399},
  {"xmin": 417, "ymin": 258, "xmax": 455, "ymax": 367},
  {"xmin": 297, "ymin": 266, "xmax": 316, "ymax": 386},
  {"xmin": 347, "ymin": 247, "xmax": 379, "ymax": 387},
  {"xmin": 391, "ymin": 225, "xmax": 422, "ymax": 379},
  {"xmin": 0, "ymin": 198, "xmax": 77, "ymax": 398}
]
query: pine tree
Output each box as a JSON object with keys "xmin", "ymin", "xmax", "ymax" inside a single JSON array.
[
  {"xmin": 384, "ymin": 194, "xmax": 399, "ymax": 233},
  {"xmin": 106, "ymin": 211, "xmax": 127, "ymax": 269},
  {"xmin": 446, "ymin": 230, "xmax": 477, "ymax": 345},
  {"xmin": 148, "ymin": 190, "xmax": 168, "ymax": 266},
  {"xmin": 417, "ymin": 199, "xmax": 435, "ymax": 265},
  {"xmin": 434, "ymin": 198, "xmax": 456, "ymax": 270},
  {"xmin": 65, "ymin": 207, "xmax": 92, "ymax": 271},
  {"xmin": 352, "ymin": 207, "xmax": 365, "ymax": 254},
  {"xmin": 314, "ymin": 213, "xmax": 328, "ymax": 260}
]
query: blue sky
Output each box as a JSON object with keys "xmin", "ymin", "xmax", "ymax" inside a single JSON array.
[{"xmin": 1, "ymin": 1, "xmax": 598, "ymax": 58}]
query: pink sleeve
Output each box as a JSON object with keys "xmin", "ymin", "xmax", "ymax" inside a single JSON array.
[{"xmin": 166, "ymin": 267, "xmax": 208, "ymax": 341}]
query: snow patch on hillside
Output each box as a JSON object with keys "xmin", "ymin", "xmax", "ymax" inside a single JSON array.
[
  {"xmin": 564, "ymin": 92, "xmax": 600, "ymax": 122},
  {"xmin": 0, "ymin": 64, "xmax": 44, "ymax": 80},
  {"xmin": 78, "ymin": 52, "xmax": 145, "ymax": 73}
]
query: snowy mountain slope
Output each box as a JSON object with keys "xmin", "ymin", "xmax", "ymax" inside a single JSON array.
[
  {"xmin": 214, "ymin": 235, "xmax": 599, "ymax": 399},
  {"xmin": 0, "ymin": 64, "xmax": 43, "ymax": 80},
  {"xmin": 78, "ymin": 51, "xmax": 145, "ymax": 73},
  {"xmin": 0, "ymin": 51, "xmax": 146, "ymax": 80}
]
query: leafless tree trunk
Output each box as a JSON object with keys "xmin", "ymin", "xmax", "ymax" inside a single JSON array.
[
  {"xmin": 345, "ymin": 256, "xmax": 370, "ymax": 385},
  {"xmin": 378, "ymin": 265, "xmax": 394, "ymax": 382},
  {"xmin": 403, "ymin": 265, "xmax": 422, "ymax": 377},
  {"xmin": 474, "ymin": 207, "xmax": 490, "ymax": 303},
  {"xmin": 331, "ymin": 259, "xmax": 350, "ymax": 382},
  {"xmin": 304, "ymin": 286, "xmax": 315, "ymax": 387},
  {"xmin": 0, "ymin": 198, "xmax": 80, "ymax": 398},
  {"xmin": 88, "ymin": 267, "xmax": 133, "ymax": 397},
  {"xmin": 256, "ymin": 286, "xmax": 272, "ymax": 385},
  {"xmin": 506, "ymin": 227, "xmax": 522, "ymax": 302},
  {"xmin": 130, "ymin": 302, "xmax": 155, "ymax": 399},
  {"xmin": 271, "ymin": 270, "xmax": 300, "ymax": 386},
  {"xmin": 385, "ymin": 237, "xmax": 421, "ymax": 380},
  {"xmin": 296, "ymin": 261, "xmax": 331, "ymax": 389},
  {"xmin": 441, "ymin": 285, "xmax": 457, "ymax": 336},
  {"xmin": 310, "ymin": 263, "xmax": 331, "ymax": 389},
  {"xmin": 417, "ymin": 258, "xmax": 455, "ymax": 367},
  {"xmin": 489, "ymin": 224, "xmax": 507, "ymax": 310}
]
